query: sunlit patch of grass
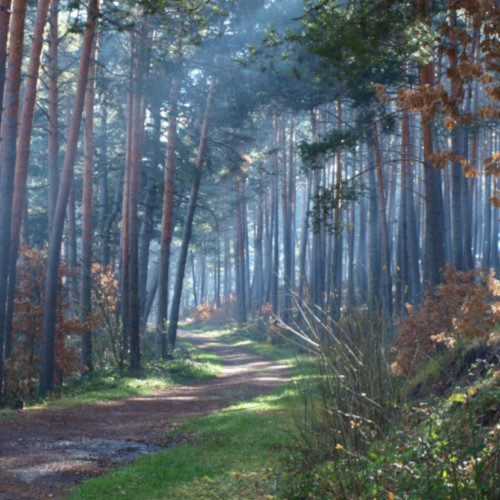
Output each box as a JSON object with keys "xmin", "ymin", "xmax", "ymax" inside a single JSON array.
[
  {"xmin": 66, "ymin": 327, "xmax": 308, "ymax": 499},
  {"xmin": 0, "ymin": 341, "xmax": 223, "ymax": 413},
  {"xmin": 67, "ymin": 379, "xmax": 301, "ymax": 500}
]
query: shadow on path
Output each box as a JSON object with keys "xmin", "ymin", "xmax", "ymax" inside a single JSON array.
[{"xmin": 0, "ymin": 330, "xmax": 289, "ymax": 499}]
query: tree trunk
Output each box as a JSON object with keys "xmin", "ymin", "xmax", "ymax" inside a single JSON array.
[
  {"xmin": 271, "ymin": 111, "xmax": 279, "ymax": 315},
  {"xmin": 0, "ymin": 0, "xmax": 26, "ymax": 406},
  {"xmin": 80, "ymin": 32, "xmax": 98, "ymax": 371},
  {"xmin": 155, "ymin": 74, "xmax": 181, "ymax": 358},
  {"xmin": 236, "ymin": 179, "xmax": 247, "ymax": 324},
  {"xmin": 5, "ymin": 0, "xmax": 52, "ymax": 360},
  {"xmin": 127, "ymin": 27, "xmax": 148, "ymax": 372},
  {"xmin": 0, "ymin": 0, "xmax": 12, "ymax": 134},
  {"xmin": 332, "ymin": 101, "xmax": 343, "ymax": 317},
  {"xmin": 280, "ymin": 111, "xmax": 292, "ymax": 324},
  {"xmin": 418, "ymin": 0, "xmax": 446, "ymax": 287},
  {"xmin": 138, "ymin": 104, "xmax": 161, "ymax": 325},
  {"xmin": 39, "ymin": 0, "xmax": 99, "ymax": 395},
  {"xmin": 167, "ymin": 77, "xmax": 216, "ymax": 348},
  {"xmin": 372, "ymin": 119, "xmax": 393, "ymax": 320},
  {"xmin": 368, "ymin": 148, "xmax": 380, "ymax": 306},
  {"xmin": 96, "ymin": 105, "xmax": 109, "ymax": 265},
  {"xmin": 48, "ymin": 0, "xmax": 59, "ymax": 232}
]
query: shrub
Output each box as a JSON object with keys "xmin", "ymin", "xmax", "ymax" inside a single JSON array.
[
  {"xmin": 278, "ymin": 305, "xmax": 399, "ymax": 498},
  {"xmin": 4, "ymin": 246, "xmax": 90, "ymax": 403},
  {"xmin": 91, "ymin": 262, "xmax": 122, "ymax": 369},
  {"xmin": 184, "ymin": 296, "xmax": 237, "ymax": 325},
  {"xmin": 393, "ymin": 264, "xmax": 500, "ymax": 377}
]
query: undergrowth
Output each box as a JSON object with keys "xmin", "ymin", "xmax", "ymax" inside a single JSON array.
[
  {"xmin": 278, "ymin": 266, "xmax": 500, "ymax": 499},
  {"xmin": 1, "ymin": 341, "xmax": 222, "ymax": 411},
  {"xmin": 296, "ymin": 359, "xmax": 499, "ymax": 499}
]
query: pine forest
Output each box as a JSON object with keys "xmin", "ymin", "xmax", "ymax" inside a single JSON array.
[{"xmin": 0, "ymin": 1, "xmax": 499, "ymax": 498}]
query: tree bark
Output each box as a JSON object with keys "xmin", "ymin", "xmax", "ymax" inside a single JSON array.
[
  {"xmin": 167, "ymin": 77, "xmax": 216, "ymax": 348},
  {"xmin": 47, "ymin": 0, "xmax": 59, "ymax": 232},
  {"xmin": 372, "ymin": 119, "xmax": 393, "ymax": 319},
  {"xmin": 418, "ymin": 0, "xmax": 446, "ymax": 287},
  {"xmin": 155, "ymin": 75, "xmax": 181, "ymax": 358},
  {"xmin": 80, "ymin": 32, "xmax": 98, "ymax": 371},
  {"xmin": 280, "ymin": 111, "xmax": 292, "ymax": 324},
  {"xmin": 236, "ymin": 179, "xmax": 247, "ymax": 324},
  {"xmin": 0, "ymin": 0, "xmax": 11, "ymax": 134},
  {"xmin": 0, "ymin": 0, "xmax": 26, "ymax": 406},
  {"xmin": 40, "ymin": 0, "xmax": 99, "ymax": 395}
]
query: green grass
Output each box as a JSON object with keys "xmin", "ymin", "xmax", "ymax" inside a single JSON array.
[
  {"xmin": 68, "ymin": 385, "xmax": 299, "ymax": 499},
  {"xmin": 0, "ymin": 340, "xmax": 223, "ymax": 413},
  {"xmin": 68, "ymin": 326, "xmax": 303, "ymax": 499}
]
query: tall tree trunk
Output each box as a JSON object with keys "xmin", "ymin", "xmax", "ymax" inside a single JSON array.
[
  {"xmin": 119, "ymin": 63, "xmax": 134, "ymax": 366},
  {"xmin": 65, "ymin": 176, "xmax": 78, "ymax": 311},
  {"xmin": 264, "ymin": 169, "xmax": 272, "ymax": 303},
  {"xmin": 0, "ymin": 0, "xmax": 12, "ymax": 134},
  {"xmin": 155, "ymin": 74, "xmax": 180, "ymax": 358},
  {"xmin": 127, "ymin": 29, "xmax": 147, "ymax": 372},
  {"xmin": 47, "ymin": 0, "xmax": 59, "ymax": 232},
  {"xmin": 80, "ymin": 32, "xmax": 98, "ymax": 371},
  {"xmin": 39, "ymin": 0, "xmax": 99, "ymax": 395},
  {"xmin": 236, "ymin": 179, "xmax": 247, "ymax": 324},
  {"xmin": 288, "ymin": 113, "xmax": 296, "ymax": 292},
  {"xmin": 138, "ymin": 104, "xmax": 161, "ymax": 325},
  {"xmin": 271, "ymin": 111, "xmax": 279, "ymax": 315},
  {"xmin": 252, "ymin": 170, "xmax": 264, "ymax": 310},
  {"xmin": 448, "ymin": 10, "xmax": 462, "ymax": 269},
  {"xmin": 96, "ymin": 105, "xmax": 109, "ymax": 265},
  {"xmin": 280, "ymin": 112, "xmax": 292, "ymax": 324},
  {"xmin": 368, "ymin": 148, "xmax": 380, "ymax": 306},
  {"xmin": 298, "ymin": 170, "xmax": 312, "ymax": 301},
  {"xmin": 418, "ymin": 0, "xmax": 446, "ymax": 286},
  {"xmin": 0, "ymin": 0, "xmax": 26, "ymax": 406},
  {"xmin": 372, "ymin": 119, "xmax": 393, "ymax": 320},
  {"xmin": 332, "ymin": 101, "xmax": 343, "ymax": 317},
  {"xmin": 167, "ymin": 77, "xmax": 216, "ymax": 348},
  {"xmin": 190, "ymin": 251, "xmax": 198, "ymax": 306},
  {"xmin": 6, "ymin": 0, "xmax": 52, "ymax": 359},
  {"xmin": 397, "ymin": 111, "xmax": 410, "ymax": 313}
]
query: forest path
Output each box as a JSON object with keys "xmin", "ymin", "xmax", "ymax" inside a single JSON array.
[{"xmin": 0, "ymin": 330, "xmax": 289, "ymax": 500}]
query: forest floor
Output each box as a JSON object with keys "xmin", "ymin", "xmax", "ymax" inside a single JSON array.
[{"xmin": 0, "ymin": 330, "xmax": 289, "ymax": 500}]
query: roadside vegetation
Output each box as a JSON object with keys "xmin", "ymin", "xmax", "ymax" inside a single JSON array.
[
  {"xmin": 6, "ymin": 266, "xmax": 499, "ymax": 499},
  {"xmin": 0, "ymin": 339, "xmax": 222, "ymax": 412},
  {"xmin": 278, "ymin": 266, "xmax": 500, "ymax": 499},
  {"xmin": 71, "ymin": 264, "xmax": 499, "ymax": 500}
]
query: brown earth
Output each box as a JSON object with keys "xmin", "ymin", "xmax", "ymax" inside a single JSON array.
[{"xmin": 0, "ymin": 330, "xmax": 289, "ymax": 500}]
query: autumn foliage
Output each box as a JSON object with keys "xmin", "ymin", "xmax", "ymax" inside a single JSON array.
[
  {"xmin": 186, "ymin": 296, "xmax": 237, "ymax": 325},
  {"xmin": 4, "ymin": 246, "xmax": 90, "ymax": 403},
  {"xmin": 393, "ymin": 264, "xmax": 500, "ymax": 377},
  {"xmin": 90, "ymin": 262, "xmax": 121, "ymax": 367}
]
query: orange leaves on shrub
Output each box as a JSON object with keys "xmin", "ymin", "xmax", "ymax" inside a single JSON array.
[
  {"xmin": 187, "ymin": 296, "xmax": 237, "ymax": 325},
  {"xmin": 4, "ymin": 246, "xmax": 90, "ymax": 402},
  {"xmin": 393, "ymin": 265, "xmax": 500, "ymax": 377}
]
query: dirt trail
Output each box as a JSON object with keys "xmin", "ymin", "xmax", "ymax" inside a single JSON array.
[{"xmin": 0, "ymin": 330, "xmax": 289, "ymax": 500}]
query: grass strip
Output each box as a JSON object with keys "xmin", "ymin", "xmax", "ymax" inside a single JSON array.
[
  {"xmin": 68, "ymin": 325, "xmax": 304, "ymax": 499},
  {"xmin": 0, "ymin": 340, "xmax": 223, "ymax": 413}
]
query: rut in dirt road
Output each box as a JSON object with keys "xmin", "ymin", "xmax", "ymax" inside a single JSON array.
[{"xmin": 0, "ymin": 330, "xmax": 289, "ymax": 500}]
